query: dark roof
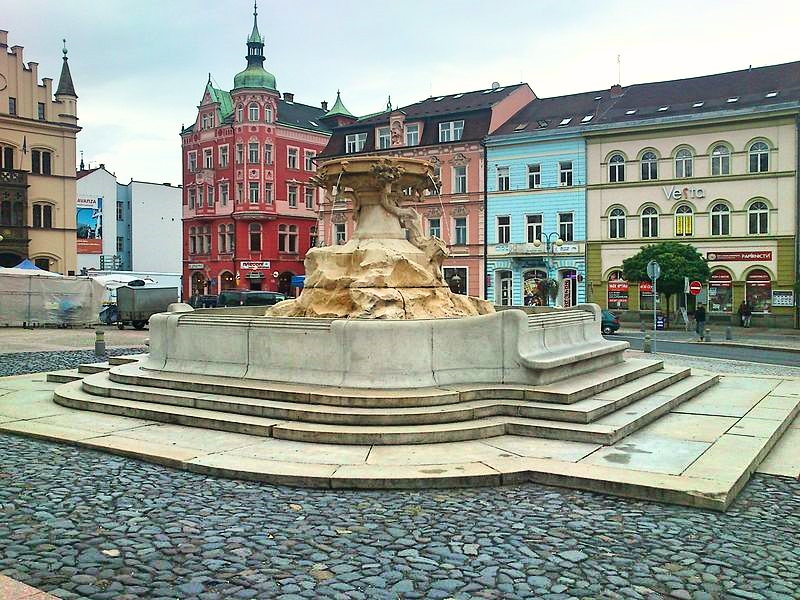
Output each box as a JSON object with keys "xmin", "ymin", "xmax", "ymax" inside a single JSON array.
[
  {"xmin": 55, "ymin": 55, "xmax": 77, "ymax": 97},
  {"xmin": 496, "ymin": 60, "xmax": 800, "ymax": 137},
  {"xmin": 276, "ymin": 99, "xmax": 331, "ymax": 133}
]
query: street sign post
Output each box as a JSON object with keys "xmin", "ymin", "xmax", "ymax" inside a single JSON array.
[
  {"xmin": 646, "ymin": 260, "xmax": 661, "ymax": 352},
  {"xmin": 689, "ymin": 281, "xmax": 702, "ymax": 296}
]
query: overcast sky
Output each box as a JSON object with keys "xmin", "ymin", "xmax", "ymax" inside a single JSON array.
[{"xmin": 5, "ymin": 0, "xmax": 799, "ymax": 186}]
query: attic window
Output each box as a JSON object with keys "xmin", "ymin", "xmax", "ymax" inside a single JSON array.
[
  {"xmin": 434, "ymin": 96, "xmax": 444, "ymax": 102},
  {"xmin": 727, "ymin": 97, "xmax": 739, "ymax": 103},
  {"xmin": 558, "ymin": 118, "xmax": 572, "ymax": 126},
  {"xmin": 625, "ymin": 109, "xmax": 637, "ymax": 115},
  {"xmin": 514, "ymin": 122, "xmax": 528, "ymax": 131},
  {"xmin": 309, "ymin": 121, "xmax": 319, "ymax": 127},
  {"xmin": 594, "ymin": 96, "xmax": 602, "ymax": 101},
  {"xmin": 765, "ymin": 91, "xmax": 778, "ymax": 98},
  {"xmin": 494, "ymin": 87, "xmax": 505, "ymax": 92},
  {"xmin": 482, "ymin": 89, "xmax": 494, "ymax": 94},
  {"xmin": 453, "ymin": 93, "xmax": 464, "ymax": 98},
  {"xmin": 658, "ymin": 106, "xmax": 669, "ymax": 112},
  {"xmin": 693, "ymin": 101, "xmax": 704, "ymax": 108},
  {"xmin": 537, "ymin": 120, "xmax": 549, "ymax": 128},
  {"xmin": 581, "ymin": 114, "xmax": 594, "ymax": 123}
]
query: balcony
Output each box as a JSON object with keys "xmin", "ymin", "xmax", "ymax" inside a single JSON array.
[
  {"xmin": 0, "ymin": 169, "xmax": 28, "ymax": 187},
  {"xmin": 488, "ymin": 241, "xmax": 584, "ymax": 257}
]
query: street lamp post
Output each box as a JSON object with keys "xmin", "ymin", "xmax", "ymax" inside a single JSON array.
[{"xmin": 534, "ymin": 232, "xmax": 563, "ymax": 306}]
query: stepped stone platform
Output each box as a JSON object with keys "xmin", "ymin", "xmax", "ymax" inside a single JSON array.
[{"xmin": 0, "ymin": 356, "xmax": 790, "ymax": 510}]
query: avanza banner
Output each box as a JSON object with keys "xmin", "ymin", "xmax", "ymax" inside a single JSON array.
[{"xmin": 76, "ymin": 195, "xmax": 103, "ymax": 254}]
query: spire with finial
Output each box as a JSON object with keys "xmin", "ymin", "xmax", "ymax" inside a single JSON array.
[
  {"xmin": 79, "ymin": 150, "xmax": 85, "ymax": 171},
  {"xmin": 56, "ymin": 38, "xmax": 77, "ymax": 97},
  {"xmin": 248, "ymin": 0, "xmax": 263, "ymax": 44},
  {"xmin": 325, "ymin": 90, "xmax": 353, "ymax": 118},
  {"xmin": 386, "ymin": 95, "xmax": 392, "ymax": 112},
  {"xmin": 233, "ymin": 0, "xmax": 276, "ymax": 90}
]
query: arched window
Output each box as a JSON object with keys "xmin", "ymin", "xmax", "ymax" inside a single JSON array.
[
  {"xmin": 710, "ymin": 203, "xmax": 730, "ymax": 236},
  {"xmin": 609, "ymin": 208, "xmax": 626, "ymax": 238},
  {"xmin": 218, "ymin": 224, "xmax": 227, "ymax": 253},
  {"xmin": 0, "ymin": 144, "xmax": 14, "ymax": 170},
  {"xmin": 640, "ymin": 151, "xmax": 658, "ymax": 181},
  {"xmin": 749, "ymin": 141, "xmax": 769, "ymax": 173},
  {"xmin": 236, "ymin": 105, "xmax": 244, "ymax": 123},
  {"xmin": 675, "ymin": 148, "xmax": 693, "ymax": 178},
  {"xmin": 248, "ymin": 102, "xmax": 259, "ymax": 121},
  {"xmin": 265, "ymin": 105, "xmax": 273, "ymax": 123},
  {"xmin": 32, "ymin": 203, "xmax": 53, "ymax": 228},
  {"xmin": 748, "ymin": 201, "xmax": 769, "ymax": 234},
  {"xmin": 202, "ymin": 225, "xmax": 211, "ymax": 254},
  {"xmin": 675, "ymin": 205, "xmax": 693, "ymax": 236},
  {"xmin": 746, "ymin": 269, "xmax": 772, "ymax": 313},
  {"xmin": 495, "ymin": 270, "xmax": 513, "ymax": 306},
  {"xmin": 226, "ymin": 224, "xmax": 235, "ymax": 253},
  {"xmin": 249, "ymin": 223, "xmax": 262, "ymax": 251},
  {"xmin": 608, "ymin": 154, "xmax": 625, "ymax": 183},
  {"xmin": 711, "ymin": 145, "xmax": 730, "ymax": 176},
  {"xmin": 641, "ymin": 206, "xmax": 659, "ymax": 238}
]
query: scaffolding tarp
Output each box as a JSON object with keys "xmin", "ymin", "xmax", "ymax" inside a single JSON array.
[{"xmin": 0, "ymin": 271, "xmax": 105, "ymax": 326}]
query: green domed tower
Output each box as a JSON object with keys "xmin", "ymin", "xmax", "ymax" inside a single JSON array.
[{"xmin": 233, "ymin": 1, "xmax": 276, "ymax": 91}]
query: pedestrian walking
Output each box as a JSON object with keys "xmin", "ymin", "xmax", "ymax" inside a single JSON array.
[
  {"xmin": 742, "ymin": 299, "xmax": 753, "ymax": 328},
  {"xmin": 695, "ymin": 304, "xmax": 707, "ymax": 341},
  {"xmin": 737, "ymin": 301, "xmax": 746, "ymax": 327}
]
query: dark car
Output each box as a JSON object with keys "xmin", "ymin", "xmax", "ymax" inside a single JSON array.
[
  {"xmin": 216, "ymin": 290, "xmax": 287, "ymax": 307},
  {"xmin": 601, "ymin": 309, "xmax": 620, "ymax": 335},
  {"xmin": 188, "ymin": 294, "xmax": 218, "ymax": 309}
]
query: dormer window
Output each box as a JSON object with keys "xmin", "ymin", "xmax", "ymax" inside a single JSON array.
[
  {"xmin": 377, "ymin": 127, "xmax": 391, "ymax": 149},
  {"xmin": 345, "ymin": 133, "xmax": 367, "ymax": 153},
  {"xmin": 405, "ymin": 124, "xmax": 419, "ymax": 146},
  {"xmin": 726, "ymin": 97, "xmax": 739, "ymax": 103},
  {"xmin": 558, "ymin": 118, "xmax": 571, "ymax": 126},
  {"xmin": 439, "ymin": 120, "xmax": 464, "ymax": 142},
  {"xmin": 658, "ymin": 106, "xmax": 669, "ymax": 112},
  {"xmin": 692, "ymin": 101, "xmax": 704, "ymax": 108}
]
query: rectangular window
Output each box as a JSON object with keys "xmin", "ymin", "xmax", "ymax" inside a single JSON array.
[
  {"xmin": 454, "ymin": 217, "xmax": 467, "ymax": 245},
  {"xmin": 428, "ymin": 217, "xmax": 441, "ymax": 238},
  {"xmin": 198, "ymin": 187, "xmax": 204, "ymax": 207},
  {"xmin": 287, "ymin": 148, "xmax": 299, "ymax": 169},
  {"xmin": 310, "ymin": 226, "xmax": 318, "ymax": 248},
  {"xmin": 528, "ymin": 164, "xmax": 541, "ymax": 189},
  {"xmin": 220, "ymin": 183, "xmax": 229, "ymax": 206},
  {"xmin": 188, "ymin": 152, "xmax": 197, "ymax": 172},
  {"xmin": 453, "ymin": 165, "xmax": 467, "ymax": 194},
  {"xmin": 116, "ymin": 200, "xmax": 124, "ymax": 221},
  {"xmin": 207, "ymin": 185, "xmax": 214, "ymax": 206},
  {"xmin": 304, "ymin": 150, "xmax": 316, "ymax": 171},
  {"xmin": 264, "ymin": 144, "xmax": 273, "ymax": 165},
  {"xmin": 377, "ymin": 127, "xmax": 391, "ymax": 149},
  {"xmin": 236, "ymin": 183, "xmax": 243, "ymax": 204},
  {"xmin": 558, "ymin": 212, "xmax": 574, "ymax": 241},
  {"xmin": 497, "ymin": 167, "xmax": 510, "ymax": 191},
  {"xmin": 236, "ymin": 144, "xmax": 243, "ymax": 164},
  {"xmin": 219, "ymin": 146, "xmax": 229, "ymax": 168},
  {"xmin": 439, "ymin": 120, "xmax": 464, "ymax": 142},
  {"xmin": 559, "ymin": 161, "xmax": 573, "ymax": 187},
  {"xmin": 248, "ymin": 143, "xmax": 259, "ymax": 164},
  {"xmin": 265, "ymin": 183, "xmax": 273, "ymax": 204},
  {"xmin": 497, "ymin": 215, "xmax": 511, "ymax": 243},
  {"xmin": 288, "ymin": 185, "xmax": 298, "ymax": 207},
  {"xmin": 8, "ymin": 98, "xmax": 16, "ymax": 115},
  {"xmin": 188, "ymin": 188, "xmax": 196, "ymax": 209},
  {"xmin": 405, "ymin": 124, "xmax": 419, "ymax": 146},
  {"xmin": 33, "ymin": 205, "xmax": 53, "ymax": 228},
  {"xmin": 116, "ymin": 236, "xmax": 124, "ymax": 253},
  {"xmin": 249, "ymin": 182, "xmax": 259, "ymax": 204},
  {"xmin": 345, "ymin": 133, "xmax": 367, "ymax": 153},
  {"xmin": 335, "ymin": 223, "xmax": 346, "ymax": 244},
  {"xmin": 305, "ymin": 187, "xmax": 315, "ymax": 209},
  {"xmin": 31, "ymin": 150, "xmax": 52, "ymax": 175},
  {"xmin": 526, "ymin": 214, "xmax": 543, "ymax": 243},
  {"xmin": 203, "ymin": 148, "xmax": 213, "ymax": 169},
  {"xmin": 37, "ymin": 102, "xmax": 45, "ymax": 120}
]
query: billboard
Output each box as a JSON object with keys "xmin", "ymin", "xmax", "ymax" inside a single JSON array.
[{"xmin": 77, "ymin": 195, "xmax": 103, "ymax": 254}]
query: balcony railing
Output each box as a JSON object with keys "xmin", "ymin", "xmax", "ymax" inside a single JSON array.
[{"xmin": 0, "ymin": 169, "xmax": 28, "ymax": 186}]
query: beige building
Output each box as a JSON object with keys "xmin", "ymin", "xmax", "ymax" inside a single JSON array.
[
  {"xmin": 0, "ymin": 30, "xmax": 79, "ymax": 273},
  {"xmin": 585, "ymin": 62, "xmax": 799, "ymax": 327}
]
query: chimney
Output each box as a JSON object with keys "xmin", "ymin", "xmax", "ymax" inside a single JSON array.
[
  {"xmin": 610, "ymin": 84, "xmax": 623, "ymax": 98},
  {"xmin": 284, "ymin": 92, "xmax": 294, "ymax": 102},
  {"xmin": 321, "ymin": 100, "xmax": 328, "ymax": 111},
  {"xmin": 99, "ymin": 163, "xmax": 105, "ymax": 169}
]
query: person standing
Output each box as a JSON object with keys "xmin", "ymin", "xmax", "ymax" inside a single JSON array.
[
  {"xmin": 743, "ymin": 299, "xmax": 753, "ymax": 328},
  {"xmin": 737, "ymin": 301, "xmax": 746, "ymax": 327},
  {"xmin": 695, "ymin": 304, "xmax": 707, "ymax": 341}
]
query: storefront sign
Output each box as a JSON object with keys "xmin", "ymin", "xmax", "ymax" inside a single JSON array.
[
  {"xmin": 707, "ymin": 251, "xmax": 772, "ymax": 262},
  {"xmin": 188, "ymin": 263, "xmax": 204, "ymax": 270},
  {"xmin": 246, "ymin": 272, "xmax": 265, "ymax": 280},
  {"xmin": 607, "ymin": 280, "xmax": 628, "ymax": 310},
  {"xmin": 241, "ymin": 261, "xmax": 270, "ymax": 270},
  {"xmin": 553, "ymin": 244, "xmax": 580, "ymax": 254},
  {"xmin": 771, "ymin": 290, "xmax": 794, "ymax": 307},
  {"xmin": 662, "ymin": 185, "xmax": 705, "ymax": 201},
  {"xmin": 639, "ymin": 281, "xmax": 653, "ymax": 293}
]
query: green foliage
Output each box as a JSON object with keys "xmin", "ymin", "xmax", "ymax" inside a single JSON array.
[{"xmin": 622, "ymin": 242, "xmax": 710, "ymax": 297}]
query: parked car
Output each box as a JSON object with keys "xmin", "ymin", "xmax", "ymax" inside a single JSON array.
[
  {"xmin": 601, "ymin": 309, "xmax": 620, "ymax": 335},
  {"xmin": 188, "ymin": 294, "xmax": 218, "ymax": 309},
  {"xmin": 216, "ymin": 290, "xmax": 287, "ymax": 307}
]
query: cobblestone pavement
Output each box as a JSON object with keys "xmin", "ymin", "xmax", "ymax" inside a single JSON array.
[{"xmin": 1, "ymin": 434, "xmax": 798, "ymax": 600}]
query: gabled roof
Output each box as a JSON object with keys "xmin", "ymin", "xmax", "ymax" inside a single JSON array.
[{"xmin": 495, "ymin": 89, "xmax": 612, "ymax": 135}]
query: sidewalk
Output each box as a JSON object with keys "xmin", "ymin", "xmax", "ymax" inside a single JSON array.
[{"xmin": 619, "ymin": 324, "xmax": 800, "ymax": 352}]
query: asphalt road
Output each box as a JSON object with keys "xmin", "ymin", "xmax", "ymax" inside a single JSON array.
[{"xmin": 612, "ymin": 332, "xmax": 800, "ymax": 367}]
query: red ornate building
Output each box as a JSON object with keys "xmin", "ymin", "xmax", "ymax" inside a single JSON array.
[{"xmin": 180, "ymin": 5, "xmax": 341, "ymax": 299}]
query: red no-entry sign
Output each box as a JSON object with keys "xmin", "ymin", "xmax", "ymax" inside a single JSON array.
[{"xmin": 689, "ymin": 280, "xmax": 703, "ymax": 295}]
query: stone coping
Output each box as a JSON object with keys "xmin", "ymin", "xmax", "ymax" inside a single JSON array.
[
  {"xmin": 0, "ymin": 575, "xmax": 61, "ymax": 599},
  {"xmin": 2, "ymin": 370, "xmax": 798, "ymax": 512}
]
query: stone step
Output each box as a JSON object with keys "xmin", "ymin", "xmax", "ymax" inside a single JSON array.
[
  {"xmin": 107, "ymin": 357, "xmax": 665, "ymax": 409},
  {"xmin": 54, "ymin": 373, "xmax": 716, "ymax": 446},
  {"xmin": 77, "ymin": 361, "xmax": 110, "ymax": 374},
  {"xmin": 79, "ymin": 366, "xmax": 691, "ymax": 427},
  {"xmin": 45, "ymin": 368, "xmax": 83, "ymax": 383},
  {"xmin": 108, "ymin": 354, "xmax": 147, "ymax": 366}
]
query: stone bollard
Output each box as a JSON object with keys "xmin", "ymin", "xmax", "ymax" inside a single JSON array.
[
  {"xmin": 94, "ymin": 328, "xmax": 106, "ymax": 357},
  {"xmin": 725, "ymin": 326, "xmax": 732, "ymax": 340},
  {"xmin": 643, "ymin": 334, "xmax": 652, "ymax": 353},
  {"xmin": 704, "ymin": 327, "xmax": 712, "ymax": 342},
  {"xmin": 640, "ymin": 321, "xmax": 646, "ymax": 332}
]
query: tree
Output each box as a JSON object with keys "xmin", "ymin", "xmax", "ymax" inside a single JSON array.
[{"xmin": 622, "ymin": 242, "xmax": 710, "ymax": 328}]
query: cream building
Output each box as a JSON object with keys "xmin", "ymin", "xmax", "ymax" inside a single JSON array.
[
  {"xmin": 585, "ymin": 62, "xmax": 799, "ymax": 328},
  {"xmin": 0, "ymin": 30, "xmax": 79, "ymax": 273}
]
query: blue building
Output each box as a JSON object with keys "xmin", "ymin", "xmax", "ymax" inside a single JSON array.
[{"xmin": 485, "ymin": 91, "xmax": 603, "ymax": 307}]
